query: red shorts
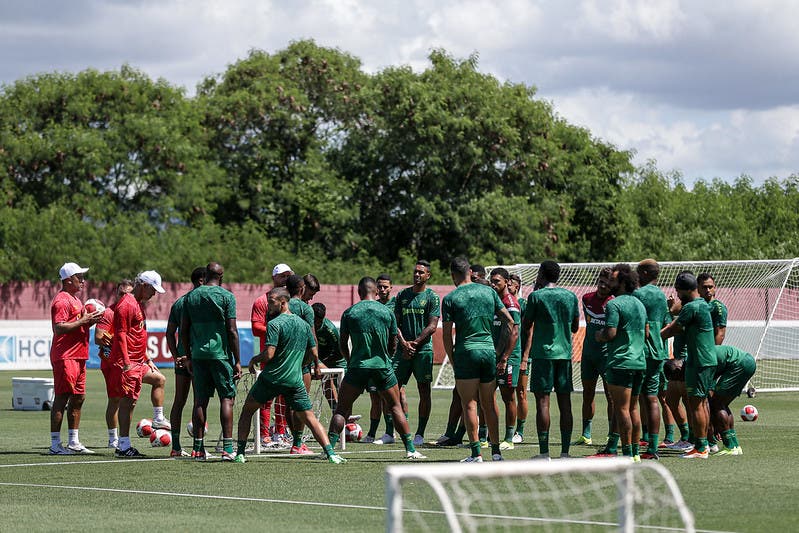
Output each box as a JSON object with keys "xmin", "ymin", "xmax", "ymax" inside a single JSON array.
[
  {"xmin": 52, "ymin": 359, "xmax": 87, "ymax": 395},
  {"xmin": 101, "ymin": 357, "xmax": 122, "ymax": 398},
  {"xmin": 116, "ymin": 362, "xmax": 151, "ymax": 400}
]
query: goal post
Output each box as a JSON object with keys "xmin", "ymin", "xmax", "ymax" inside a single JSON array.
[
  {"xmin": 434, "ymin": 258, "xmax": 799, "ymax": 393},
  {"xmin": 386, "ymin": 459, "xmax": 695, "ymax": 533}
]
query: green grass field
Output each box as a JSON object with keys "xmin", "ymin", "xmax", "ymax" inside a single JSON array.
[{"xmin": 1, "ymin": 369, "xmax": 797, "ymax": 532}]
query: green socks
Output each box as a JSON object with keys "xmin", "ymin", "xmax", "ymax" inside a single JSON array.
[
  {"xmin": 367, "ymin": 418, "xmax": 380, "ymax": 438},
  {"xmin": 416, "ymin": 416, "xmax": 429, "ymax": 438},
  {"xmin": 384, "ymin": 414, "xmax": 394, "ymax": 436},
  {"xmin": 328, "ymin": 431, "xmax": 340, "ymax": 448},
  {"xmin": 538, "ymin": 431, "xmax": 549, "ymax": 455},
  {"xmin": 647, "ymin": 433, "xmax": 659, "ymax": 453},
  {"xmin": 237, "ymin": 440, "xmax": 246, "ymax": 456},
  {"xmin": 193, "ymin": 438, "xmax": 204, "ymax": 452},
  {"xmin": 582, "ymin": 419, "xmax": 592, "ymax": 439},
  {"xmin": 470, "ymin": 441, "xmax": 481, "ymax": 458},
  {"xmin": 223, "ymin": 438, "xmax": 234, "ymax": 454},
  {"xmin": 561, "ymin": 430, "xmax": 571, "ymax": 455},
  {"xmin": 323, "ymin": 444, "xmax": 335, "ymax": 458},
  {"xmin": 515, "ymin": 419, "xmax": 526, "ymax": 436},
  {"xmin": 606, "ymin": 433, "xmax": 620, "ymax": 454},
  {"xmin": 401, "ymin": 433, "xmax": 415, "ymax": 453},
  {"xmin": 678, "ymin": 423, "xmax": 689, "ymax": 441},
  {"xmin": 504, "ymin": 426, "xmax": 515, "ymax": 442},
  {"xmin": 444, "ymin": 421, "xmax": 458, "ymax": 438},
  {"xmin": 664, "ymin": 423, "xmax": 675, "ymax": 442}
]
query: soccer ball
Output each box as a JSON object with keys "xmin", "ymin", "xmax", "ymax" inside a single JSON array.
[
  {"xmin": 740, "ymin": 404, "xmax": 758, "ymax": 422},
  {"xmin": 150, "ymin": 429, "xmax": 171, "ymax": 447},
  {"xmin": 186, "ymin": 420, "xmax": 209, "ymax": 438},
  {"xmin": 345, "ymin": 422, "xmax": 363, "ymax": 442},
  {"xmin": 84, "ymin": 298, "xmax": 106, "ymax": 314},
  {"xmin": 136, "ymin": 418, "xmax": 153, "ymax": 437}
]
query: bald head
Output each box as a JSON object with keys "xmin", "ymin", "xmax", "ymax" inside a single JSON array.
[
  {"xmin": 205, "ymin": 262, "xmax": 224, "ymax": 285},
  {"xmin": 358, "ymin": 276, "xmax": 377, "ymax": 300}
]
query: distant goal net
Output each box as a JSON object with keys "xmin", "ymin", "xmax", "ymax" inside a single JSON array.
[
  {"xmin": 433, "ymin": 258, "xmax": 799, "ymax": 392},
  {"xmin": 386, "ymin": 458, "xmax": 694, "ymax": 532}
]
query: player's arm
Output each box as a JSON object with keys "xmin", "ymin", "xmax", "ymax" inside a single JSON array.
[
  {"xmin": 339, "ymin": 326, "xmax": 351, "ymax": 364},
  {"xmin": 307, "ymin": 344, "xmax": 322, "ymax": 379},
  {"xmin": 413, "ymin": 314, "xmax": 440, "ymax": 350},
  {"xmin": 165, "ymin": 309, "xmax": 179, "ymax": 360},
  {"xmin": 226, "ymin": 317, "xmax": 241, "ymax": 378},
  {"xmin": 251, "ymin": 298, "xmax": 267, "ymax": 341},
  {"xmin": 596, "ymin": 300, "xmax": 617, "ymax": 343},
  {"xmin": 180, "ymin": 309, "xmax": 193, "ymax": 373},
  {"xmin": 442, "ymin": 321, "xmax": 454, "ymax": 359},
  {"xmin": 250, "ymin": 345, "xmax": 276, "ymax": 373},
  {"xmin": 595, "ymin": 325, "xmax": 617, "ymax": 343},
  {"xmin": 714, "ymin": 326, "xmax": 726, "ymax": 345},
  {"xmin": 54, "ymin": 309, "xmax": 102, "ymax": 335},
  {"xmin": 660, "ymin": 319, "xmax": 683, "ymax": 340}
]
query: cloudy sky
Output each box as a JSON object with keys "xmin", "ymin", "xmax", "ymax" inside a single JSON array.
[{"xmin": 2, "ymin": 0, "xmax": 797, "ymax": 184}]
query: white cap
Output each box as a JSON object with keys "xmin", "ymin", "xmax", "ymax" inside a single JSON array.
[
  {"xmin": 272, "ymin": 263, "xmax": 293, "ymax": 276},
  {"xmin": 59, "ymin": 262, "xmax": 89, "ymax": 280},
  {"xmin": 137, "ymin": 270, "xmax": 166, "ymax": 293}
]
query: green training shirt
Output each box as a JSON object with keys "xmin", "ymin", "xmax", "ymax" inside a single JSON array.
[
  {"xmin": 633, "ymin": 284, "xmax": 670, "ymax": 361},
  {"xmin": 676, "ymin": 297, "xmax": 716, "ymax": 367},
  {"xmin": 524, "ymin": 287, "xmax": 579, "ymax": 360},
  {"xmin": 289, "ymin": 297, "xmax": 315, "ymax": 331},
  {"xmin": 604, "ymin": 294, "xmax": 647, "ymax": 370},
  {"xmin": 340, "ymin": 300, "xmax": 397, "ymax": 370},
  {"xmin": 394, "ymin": 287, "xmax": 440, "ymax": 353},
  {"xmin": 708, "ymin": 299, "xmax": 728, "ymax": 329},
  {"xmin": 492, "ymin": 293, "xmax": 522, "ymax": 363},
  {"xmin": 316, "ymin": 317, "xmax": 344, "ymax": 366},
  {"xmin": 183, "ymin": 285, "xmax": 237, "ymax": 361},
  {"xmin": 167, "ymin": 292, "xmax": 189, "ymax": 357},
  {"xmin": 262, "ymin": 313, "xmax": 316, "ymax": 387},
  {"xmin": 442, "ymin": 283, "xmax": 504, "ymax": 355}
]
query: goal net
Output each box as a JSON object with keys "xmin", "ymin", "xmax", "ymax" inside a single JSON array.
[
  {"xmin": 434, "ymin": 258, "xmax": 799, "ymax": 392},
  {"xmin": 386, "ymin": 458, "xmax": 695, "ymax": 533},
  {"xmin": 218, "ymin": 367, "xmax": 345, "ymax": 453}
]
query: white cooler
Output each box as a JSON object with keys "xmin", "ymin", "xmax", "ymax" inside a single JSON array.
[{"xmin": 12, "ymin": 377, "xmax": 55, "ymax": 411}]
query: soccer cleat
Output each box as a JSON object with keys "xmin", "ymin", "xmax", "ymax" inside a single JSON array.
[
  {"xmin": 373, "ymin": 433, "xmax": 395, "ymax": 445},
  {"xmin": 499, "ymin": 440, "xmax": 514, "ymax": 451},
  {"xmin": 412, "ymin": 434, "xmax": 425, "ymax": 447},
  {"xmin": 347, "ymin": 415, "xmax": 362, "ymax": 423},
  {"xmin": 290, "ymin": 444, "xmax": 315, "ymax": 455},
  {"xmin": 708, "ymin": 443, "xmax": 720, "ymax": 454},
  {"xmin": 632, "ymin": 455, "xmax": 641, "ymax": 463},
  {"xmin": 587, "ymin": 450, "xmax": 617, "ymax": 458},
  {"xmin": 558, "ymin": 453, "xmax": 571, "ymax": 459},
  {"xmin": 480, "ymin": 440, "xmax": 489, "ymax": 449},
  {"xmin": 233, "ymin": 453, "xmax": 247, "ymax": 463},
  {"xmin": 532, "ymin": 454, "xmax": 551, "ymax": 461},
  {"xmin": 108, "ymin": 439, "xmax": 119, "ymax": 449},
  {"xmin": 658, "ymin": 440, "xmax": 674, "ymax": 449},
  {"xmin": 328, "ymin": 454, "xmax": 347, "ymax": 464},
  {"xmin": 492, "ymin": 453, "xmax": 504, "ymax": 461},
  {"xmin": 406, "ymin": 450, "xmax": 427, "ymax": 460},
  {"xmin": 67, "ymin": 442, "xmax": 95, "ymax": 454},
  {"xmin": 680, "ymin": 448, "xmax": 708, "ymax": 459},
  {"xmin": 221, "ymin": 451, "xmax": 236, "ymax": 462},
  {"xmin": 170, "ymin": 448, "xmax": 191, "ymax": 458},
  {"xmin": 511, "ymin": 432, "xmax": 524, "ymax": 444},
  {"xmin": 362, "ymin": 435, "xmax": 375, "ymax": 443},
  {"xmin": 460, "ymin": 455, "xmax": 483, "ymax": 463},
  {"xmin": 572, "ymin": 435, "xmax": 593, "ymax": 446},
  {"xmin": 49, "ymin": 443, "xmax": 75, "ymax": 455},
  {"xmin": 639, "ymin": 452, "xmax": 660, "ymax": 460},
  {"xmin": 191, "ymin": 449, "xmax": 208, "ymax": 461},
  {"xmin": 714, "ymin": 446, "xmax": 743, "ymax": 456},
  {"xmin": 115, "ymin": 447, "xmax": 146, "ymax": 458},
  {"xmin": 433, "ymin": 435, "xmax": 458, "ymax": 447},
  {"xmin": 151, "ymin": 418, "xmax": 172, "ymax": 431},
  {"xmin": 638, "ymin": 439, "xmax": 649, "ymax": 448},
  {"xmin": 668, "ymin": 440, "xmax": 694, "ymax": 452}
]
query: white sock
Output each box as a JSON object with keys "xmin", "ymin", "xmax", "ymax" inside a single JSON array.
[
  {"xmin": 119, "ymin": 436, "xmax": 131, "ymax": 451},
  {"xmin": 153, "ymin": 406, "xmax": 164, "ymax": 421},
  {"xmin": 68, "ymin": 429, "xmax": 79, "ymax": 445},
  {"xmin": 50, "ymin": 432, "xmax": 61, "ymax": 447},
  {"xmin": 108, "ymin": 428, "xmax": 118, "ymax": 441}
]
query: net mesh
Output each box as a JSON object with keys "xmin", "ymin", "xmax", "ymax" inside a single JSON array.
[{"xmin": 434, "ymin": 259, "xmax": 799, "ymax": 392}]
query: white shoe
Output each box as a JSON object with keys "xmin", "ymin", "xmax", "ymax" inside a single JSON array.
[
  {"xmin": 362, "ymin": 435, "xmax": 375, "ymax": 443},
  {"xmin": 499, "ymin": 441, "xmax": 514, "ymax": 451},
  {"xmin": 152, "ymin": 418, "xmax": 172, "ymax": 431},
  {"xmin": 668, "ymin": 439, "xmax": 694, "ymax": 452},
  {"xmin": 412, "ymin": 434, "xmax": 424, "ymax": 447},
  {"xmin": 491, "ymin": 453, "xmax": 504, "ymax": 461},
  {"xmin": 347, "ymin": 415, "xmax": 362, "ymax": 423},
  {"xmin": 511, "ymin": 432, "xmax": 523, "ymax": 444},
  {"xmin": 708, "ymin": 443, "xmax": 719, "ymax": 454},
  {"xmin": 406, "ymin": 450, "xmax": 427, "ymax": 460},
  {"xmin": 49, "ymin": 443, "xmax": 75, "ymax": 455},
  {"xmin": 108, "ymin": 439, "xmax": 119, "ymax": 449},
  {"xmin": 67, "ymin": 442, "xmax": 95, "ymax": 454},
  {"xmin": 460, "ymin": 455, "xmax": 483, "ymax": 463},
  {"xmin": 373, "ymin": 433, "xmax": 395, "ymax": 445},
  {"xmin": 532, "ymin": 453, "xmax": 551, "ymax": 461}
]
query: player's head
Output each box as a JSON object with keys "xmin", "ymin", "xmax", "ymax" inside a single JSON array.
[
  {"xmin": 303, "ymin": 274, "xmax": 320, "ymax": 302},
  {"xmin": 610, "ymin": 263, "xmax": 638, "ymax": 295},
  {"xmin": 190, "ymin": 266, "xmax": 206, "ymax": 288},
  {"xmin": 663, "ymin": 358, "xmax": 685, "ymax": 381},
  {"xmin": 116, "ymin": 279, "xmax": 134, "ymax": 299},
  {"xmin": 489, "ymin": 267, "xmax": 510, "ymax": 295},
  {"xmin": 272, "ymin": 263, "xmax": 293, "ymax": 287},
  {"xmin": 637, "ymin": 258, "xmax": 660, "ymax": 285},
  {"xmin": 134, "ymin": 270, "xmax": 165, "ymax": 302},
  {"xmin": 59, "ymin": 262, "xmax": 89, "ymax": 293},
  {"xmin": 358, "ymin": 276, "xmax": 377, "ymax": 300},
  {"xmin": 674, "ymin": 270, "xmax": 697, "ymax": 303},
  {"xmin": 508, "ymin": 274, "xmax": 522, "ymax": 296},
  {"xmin": 470, "ymin": 263, "xmax": 486, "ymax": 281},
  {"xmin": 286, "ymin": 274, "xmax": 305, "ymax": 298},
  {"xmin": 697, "ymin": 273, "xmax": 716, "ymax": 302},
  {"xmin": 414, "ymin": 260, "xmax": 432, "ymax": 287},
  {"xmin": 205, "ymin": 262, "xmax": 224, "ymax": 284},
  {"xmin": 312, "ymin": 302, "xmax": 326, "ymax": 329},
  {"xmin": 537, "ymin": 260, "xmax": 561, "ymax": 286},
  {"xmin": 596, "ymin": 267, "xmax": 613, "ymax": 297},
  {"xmin": 450, "ymin": 257, "xmax": 471, "ymax": 284},
  {"xmin": 267, "ymin": 287, "xmax": 290, "ymax": 317},
  {"xmin": 376, "ymin": 273, "xmax": 392, "ymax": 303}
]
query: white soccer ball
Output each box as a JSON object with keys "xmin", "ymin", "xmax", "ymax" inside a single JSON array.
[
  {"xmin": 84, "ymin": 298, "xmax": 106, "ymax": 314},
  {"xmin": 150, "ymin": 429, "xmax": 172, "ymax": 447},
  {"xmin": 345, "ymin": 422, "xmax": 363, "ymax": 442},
  {"xmin": 136, "ymin": 418, "xmax": 153, "ymax": 438},
  {"xmin": 186, "ymin": 420, "xmax": 209, "ymax": 438},
  {"xmin": 740, "ymin": 404, "xmax": 758, "ymax": 422}
]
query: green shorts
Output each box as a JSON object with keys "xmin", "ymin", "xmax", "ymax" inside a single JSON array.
[
  {"xmin": 392, "ymin": 349, "xmax": 434, "ymax": 386},
  {"xmin": 344, "ymin": 367, "xmax": 398, "ymax": 392},
  {"xmin": 191, "ymin": 358, "xmax": 236, "ymax": 400},
  {"xmin": 642, "ymin": 359, "xmax": 664, "ymax": 396},
  {"xmin": 529, "ymin": 359, "xmax": 573, "ymax": 394},
  {"xmin": 496, "ymin": 356, "xmax": 521, "ymax": 388},
  {"xmin": 581, "ymin": 349, "xmax": 606, "ymax": 382},
  {"xmin": 453, "ymin": 348, "xmax": 496, "ymax": 383},
  {"xmin": 605, "ymin": 367, "xmax": 645, "ymax": 395},
  {"xmin": 175, "ymin": 364, "xmax": 191, "ymax": 379},
  {"xmin": 250, "ymin": 378, "xmax": 312, "ymax": 411},
  {"xmin": 659, "ymin": 368, "xmax": 668, "ymax": 393},
  {"xmin": 320, "ymin": 357, "xmax": 347, "ymax": 369},
  {"xmin": 685, "ymin": 364, "xmax": 717, "ymax": 398},
  {"xmin": 714, "ymin": 355, "xmax": 756, "ymax": 397}
]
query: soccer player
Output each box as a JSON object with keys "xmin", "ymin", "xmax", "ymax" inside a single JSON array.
[
  {"xmin": 508, "ymin": 273, "xmax": 529, "ymax": 444},
  {"xmin": 327, "ymin": 277, "xmax": 426, "ymax": 460},
  {"xmin": 489, "ymin": 268, "xmax": 522, "ymax": 451},
  {"xmin": 234, "ymin": 287, "xmax": 345, "ymax": 464},
  {"xmin": 48, "ymin": 262, "xmax": 104, "ymax": 454},
  {"xmin": 633, "ymin": 259, "xmax": 671, "ymax": 459},
  {"xmin": 251, "ymin": 263, "xmax": 293, "ymax": 446},
  {"xmin": 697, "ymin": 273, "xmax": 727, "ymax": 344},
  {"xmin": 302, "ymin": 273, "xmax": 321, "ymax": 303},
  {"xmin": 181, "ymin": 262, "xmax": 241, "ymax": 461},
  {"xmin": 575, "ymin": 267, "xmax": 613, "ymax": 447},
  {"xmin": 663, "ymin": 291, "xmax": 692, "ymax": 450},
  {"xmin": 366, "ymin": 273, "xmax": 394, "ymax": 444},
  {"xmin": 393, "ymin": 260, "xmax": 441, "ymax": 446},
  {"xmin": 164, "ymin": 266, "xmax": 206, "ymax": 458},
  {"xmin": 661, "ymin": 271, "xmax": 717, "ymax": 459},
  {"xmin": 595, "ymin": 264, "xmax": 647, "ymax": 460},
  {"xmin": 111, "ymin": 270, "xmax": 167, "ymax": 458},
  {"xmin": 313, "ymin": 303, "xmax": 345, "ymax": 411},
  {"xmin": 521, "ymin": 260, "xmax": 579, "ymax": 459},
  {"xmin": 442, "ymin": 258, "xmax": 514, "ymax": 462},
  {"xmin": 95, "ymin": 278, "xmax": 134, "ymax": 449}
]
